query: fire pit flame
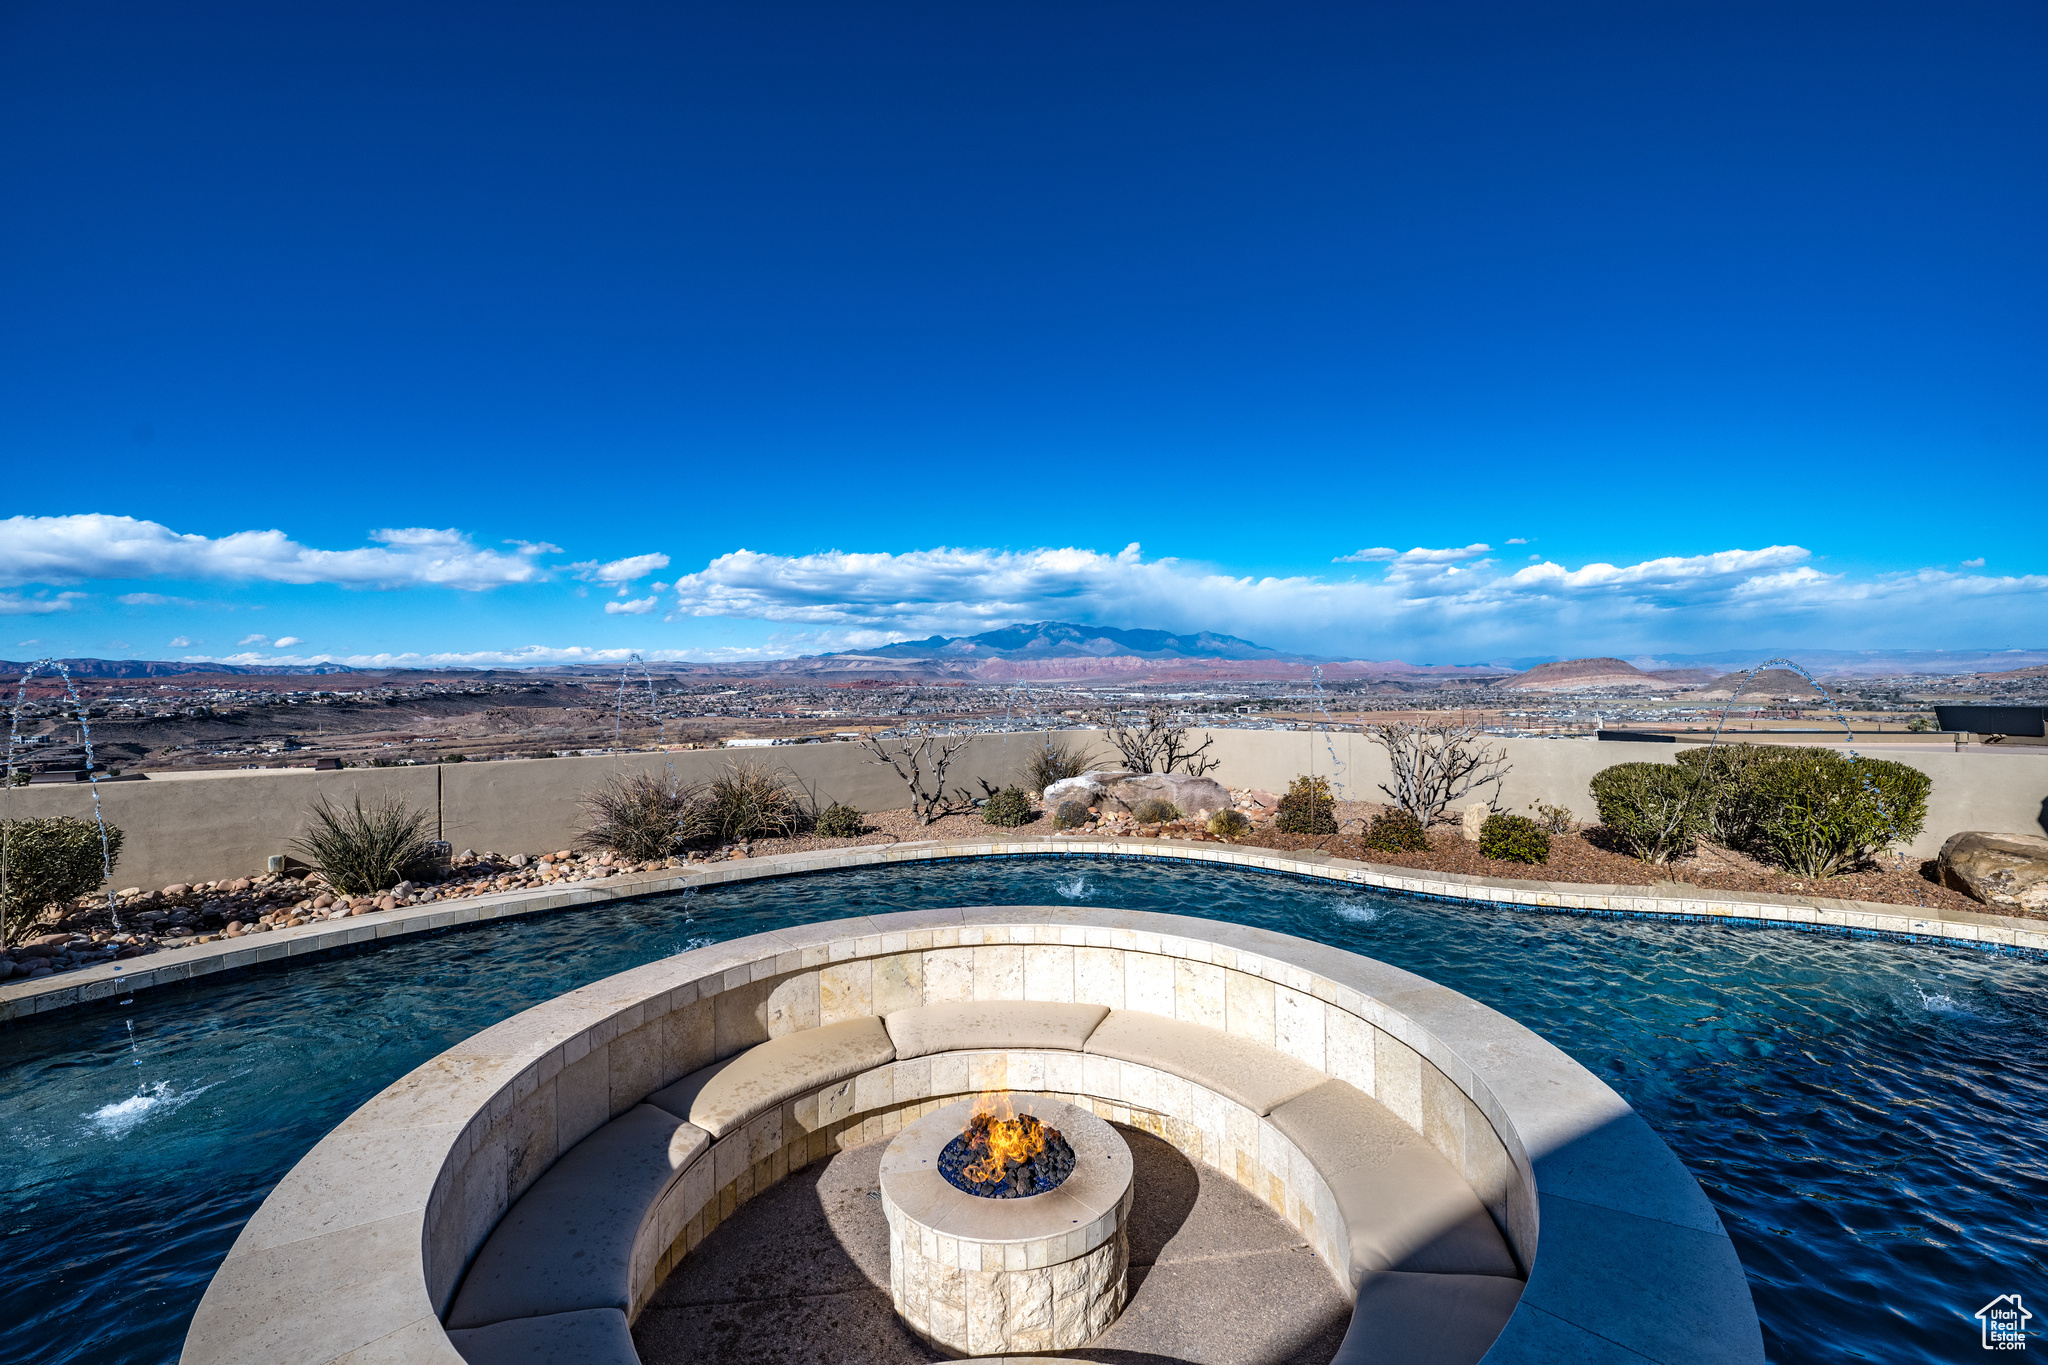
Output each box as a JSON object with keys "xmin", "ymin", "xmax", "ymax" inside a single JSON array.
[{"xmin": 937, "ymin": 1096, "xmax": 1078, "ymax": 1198}]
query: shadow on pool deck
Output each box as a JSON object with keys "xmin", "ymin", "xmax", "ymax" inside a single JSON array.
[{"xmin": 632, "ymin": 1124, "xmax": 1351, "ymax": 1365}]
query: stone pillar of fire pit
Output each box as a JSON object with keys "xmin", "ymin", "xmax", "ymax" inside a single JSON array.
[{"xmin": 879, "ymin": 1094, "xmax": 1133, "ymax": 1357}]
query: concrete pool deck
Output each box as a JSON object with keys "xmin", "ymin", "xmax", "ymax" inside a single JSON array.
[{"xmin": 6, "ymin": 832, "xmax": 2046, "ymax": 1022}]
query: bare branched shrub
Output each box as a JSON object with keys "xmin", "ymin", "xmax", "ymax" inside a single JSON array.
[
  {"xmin": 703, "ymin": 762, "xmax": 811, "ymax": 842},
  {"xmin": 1368, "ymin": 722, "xmax": 1509, "ymax": 826},
  {"xmin": 857, "ymin": 727, "xmax": 979, "ymax": 825},
  {"xmin": 580, "ymin": 771, "xmax": 703, "ymax": 861},
  {"xmin": 1100, "ymin": 708, "xmax": 1218, "ymax": 776},
  {"xmin": 1026, "ymin": 735, "xmax": 1098, "ymax": 793},
  {"xmin": 292, "ymin": 795, "xmax": 437, "ymax": 895}
]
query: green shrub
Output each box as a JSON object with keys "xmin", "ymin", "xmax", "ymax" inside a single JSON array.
[
  {"xmin": 1479, "ymin": 813, "xmax": 1550, "ymax": 864},
  {"xmin": 1361, "ymin": 810, "xmax": 1430, "ymax": 853},
  {"xmin": 1052, "ymin": 799, "xmax": 1092, "ymax": 830},
  {"xmin": 292, "ymin": 795, "xmax": 437, "ymax": 895},
  {"xmin": 816, "ymin": 801, "xmax": 866, "ymax": 838},
  {"xmin": 1588, "ymin": 763, "xmax": 1702, "ymax": 864},
  {"xmin": 1026, "ymin": 737, "xmax": 1097, "ymax": 795},
  {"xmin": 1673, "ymin": 745, "xmax": 1799, "ymax": 847},
  {"xmin": 1, "ymin": 816, "xmax": 123, "ymax": 938},
  {"xmin": 1275, "ymin": 775, "xmax": 1337, "ymax": 835},
  {"xmin": 983, "ymin": 786, "xmax": 1036, "ymax": 827},
  {"xmin": 1741, "ymin": 749, "xmax": 1931, "ymax": 877},
  {"xmin": 1206, "ymin": 809, "xmax": 1252, "ymax": 839},
  {"xmin": 1131, "ymin": 798, "xmax": 1183, "ymax": 825},
  {"xmin": 702, "ymin": 762, "xmax": 811, "ymax": 842},
  {"xmin": 1526, "ymin": 801, "xmax": 1575, "ymax": 834}
]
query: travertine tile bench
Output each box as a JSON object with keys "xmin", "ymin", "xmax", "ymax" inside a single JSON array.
[{"xmin": 180, "ymin": 907, "xmax": 1763, "ymax": 1365}]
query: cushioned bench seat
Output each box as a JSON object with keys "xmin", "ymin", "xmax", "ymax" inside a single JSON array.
[
  {"xmin": 1082, "ymin": 1010, "xmax": 1328, "ymax": 1115},
  {"xmin": 1328, "ymin": 1271, "xmax": 1524, "ymax": 1365},
  {"xmin": 447, "ymin": 1307, "xmax": 639, "ymax": 1364},
  {"xmin": 646, "ymin": 1016, "xmax": 895, "ymax": 1138},
  {"xmin": 447, "ymin": 1006, "xmax": 1521, "ymax": 1365},
  {"xmin": 446, "ymin": 1105, "xmax": 710, "ymax": 1330},
  {"xmin": 883, "ymin": 1001, "xmax": 1108, "ymax": 1058},
  {"xmin": 1268, "ymin": 1079, "xmax": 1519, "ymax": 1285}
]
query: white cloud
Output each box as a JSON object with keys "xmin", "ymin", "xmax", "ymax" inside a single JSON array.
[
  {"xmin": 168, "ymin": 636, "xmax": 193, "ymax": 648},
  {"xmin": 1333, "ymin": 543, "xmax": 1490, "ymax": 565},
  {"xmin": 0, "ymin": 591, "xmax": 86, "ymax": 616},
  {"xmin": 240, "ymin": 634, "xmax": 270, "ymax": 645},
  {"xmin": 1506, "ymin": 538, "xmax": 1528, "ymax": 545},
  {"xmin": 273, "ymin": 636, "xmax": 303, "ymax": 647},
  {"xmin": 1962, "ymin": 558, "xmax": 1986, "ymax": 568},
  {"xmin": 119, "ymin": 592, "xmax": 201, "ymax": 607},
  {"xmin": 605, "ymin": 597, "xmax": 657, "ymax": 615},
  {"xmin": 0, "ymin": 515, "xmax": 550, "ymax": 590},
  {"xmin": 663, "ymin": 542, "xmax": 2048, "ymax": 657},
  {"xmin": 188, "ymin": 642, "xmax": 786, "ymax": 668},
  {"xmin": 567, "ymin": 552, "xmax": 671, "ymax": 584}
]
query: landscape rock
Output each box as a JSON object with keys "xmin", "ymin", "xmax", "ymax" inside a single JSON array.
[
  {"xmin": 1461, "ymin": 803, "xmax": 1490, "ymax": 841},
  {"xmin": 162, "ymin": 884, "xmax": 190, "ymax": 898},
  {"xmin": 1042, "ymin": 771, "xmax": 1140, "ymax": 807},
  {"xmin": 1101, "ymin": 773, "xmax": 1232, "ymax": 820},
  {"xmin": 1938, "ymin": 831, "xmax": 2048, "ymax": 913}
]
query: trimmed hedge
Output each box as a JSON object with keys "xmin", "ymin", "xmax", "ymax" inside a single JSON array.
[
  {"xmin": 1479, "ymin": 813, "xmax": 1550, "ymax": 864},
  {"xmin": 1588, "ymin": 763, "xmax": 1702, "ymax": 864},
  {"xmin": 1740, "ymin": 749, "xmax": 1930, "ymax": 877}
]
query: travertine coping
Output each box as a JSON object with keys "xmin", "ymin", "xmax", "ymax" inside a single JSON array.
[
  {"xmin": 180, "ymin": 906, "xmax": 1763, "ymax": 1365},
  {"xmin": 882, "ymin": 1096, "xmax": 1133, "ymax": 1355},
  {"xmin": 12, "ymin": 834, "xmax": 2043, "ymax": 1021}
]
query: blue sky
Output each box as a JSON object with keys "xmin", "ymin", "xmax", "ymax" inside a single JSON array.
[{"xmin": 3, "ymin": 1, "xmax": 2043, "ymax": 667}]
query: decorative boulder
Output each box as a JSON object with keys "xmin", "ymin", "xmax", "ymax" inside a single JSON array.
[
  {"xmin": 1040, "ymin": 770, "xmax": 1231, "ymax": 820},
  {"xmin": 1102, "ymin": 772, "xmax": 1233, "ymax": 821},
  {"xmin": 1042, "ymin": 771, "xmax": 1139, "ymax": 808},
  {"xmin": 1938, "ymin": 832, "xmax": 2048, "ymax": 913}
]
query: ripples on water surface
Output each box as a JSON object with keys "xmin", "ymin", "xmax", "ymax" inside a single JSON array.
[{"xmin": 3, "ymin": 857, "xmax": 2043, "ymax": 1363}]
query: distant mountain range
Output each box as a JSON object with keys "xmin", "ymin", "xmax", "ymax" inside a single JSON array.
[
  {"xmin": 0, "ymin": 657, "xmax": 363, "ymax": 679},
  {"xmin": 772, "ymin": 622, "xmax": 1504, "ymax": 683},
  {"xmin": 839, "ymin": 622, "xmax": 1285, "ymax": 662}
]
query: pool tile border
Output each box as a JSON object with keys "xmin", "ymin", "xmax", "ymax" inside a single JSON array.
[{"xmin": 6, "ymin": 835, "xmax": 2043, "ymax": 1022}]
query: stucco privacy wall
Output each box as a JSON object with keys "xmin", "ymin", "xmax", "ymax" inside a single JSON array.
[
  {"xmin": 179, "ymin": 907, "xmax": 1762, "ymax": 1365},
  {"xmin": 9, "ymin": 730, "xmax": 2043, "ymax": 887}
]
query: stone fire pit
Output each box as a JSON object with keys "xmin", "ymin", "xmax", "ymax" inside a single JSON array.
[{"xmin": 879, "ymin": 1094, "xmax": 1133, "ymax": 1356}]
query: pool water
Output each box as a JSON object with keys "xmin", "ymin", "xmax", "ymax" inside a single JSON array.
[{"xmin": 3, "ymin": 857, "xmax": 2044, "ymax": 1364}]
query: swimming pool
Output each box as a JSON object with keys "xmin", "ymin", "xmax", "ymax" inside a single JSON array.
[{"xmin": 4, "ymin": 856, "xmax": 2043, "ymax": 1363}]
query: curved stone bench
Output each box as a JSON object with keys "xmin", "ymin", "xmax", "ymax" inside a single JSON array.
[{"xmin": 181, "ymin": 906, "xmax": 1763, "ymax": 1365}]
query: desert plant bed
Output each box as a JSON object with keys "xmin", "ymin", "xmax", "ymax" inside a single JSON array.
[{"xmin": 1213, "ymin": 800, "xmax": 1990, "ymax": 916}]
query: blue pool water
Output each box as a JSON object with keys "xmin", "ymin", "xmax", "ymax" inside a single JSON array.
[{"xmin": 3, "ymin": 856, "xmax": 2044, "ymax": 1363}]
